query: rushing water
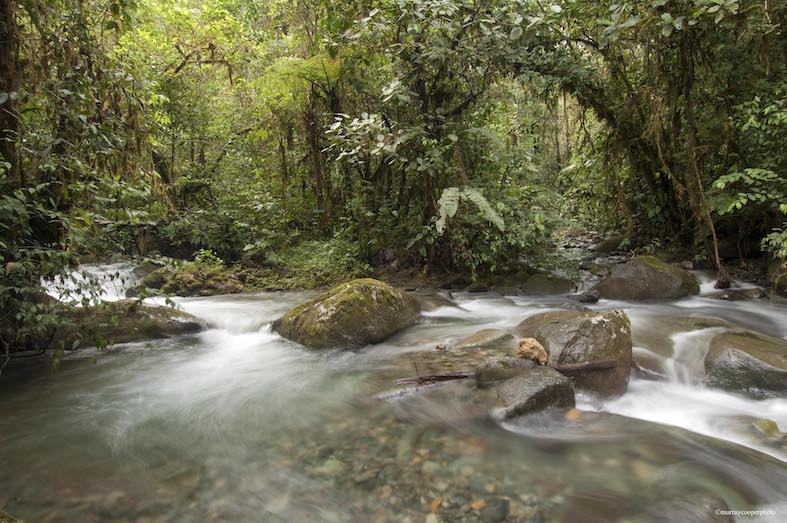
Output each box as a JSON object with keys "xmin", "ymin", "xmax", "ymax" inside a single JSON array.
[{"xmin": 2, "ymin": 267, "xmax": 787, "ymax": 522}]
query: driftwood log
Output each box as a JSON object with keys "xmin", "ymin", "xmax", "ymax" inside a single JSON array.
[
  {"xmin": 394, "ymin": 360, "xmax": 617, "ymax": 385},
  {"xmin": 376, "ymin": 360, "xmax": 619, "ymax": 401}
]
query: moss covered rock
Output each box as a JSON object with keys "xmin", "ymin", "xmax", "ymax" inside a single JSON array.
[
  {"xmin": 516, "ymin": 310, "xmax": 633, "ymax": 397},
  {"xmin": 520, "ymin": 273, "xmax": 575, "ymax": 295},
  {"xmin": 272, "ymin": 278, "xmax": 421, "ymax": 350},
  {"xmin": 592, "ymin": 255, "xmax": 700, "ymax": 300},
  {"xmin": 141, "ymin": 265, "xmax": 243, "ymax": 297},
  {"xmin": 704, "ymin": 331, "xmax": 787, "ymax": 398},
  {"xmin": 55, "ymin": 300, "xmax": 207, "ymax": 349},
  {"xmin": 593, "ymin": 234, "xmax": 625, "ymax": 253}
]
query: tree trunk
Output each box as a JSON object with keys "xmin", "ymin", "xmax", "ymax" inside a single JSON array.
[{"xmin": 0, "ymin": 0, "xmax": 20, "ymax": 183}]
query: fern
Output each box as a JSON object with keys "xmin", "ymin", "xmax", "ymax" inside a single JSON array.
[{"xmin": 436, "ymin": 186, "xmax": 505, "ymax": 234}]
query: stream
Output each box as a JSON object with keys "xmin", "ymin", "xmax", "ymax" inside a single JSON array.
[{"xmin": 1, "ymin": 263, "xmax": 786, "ymax": 522}]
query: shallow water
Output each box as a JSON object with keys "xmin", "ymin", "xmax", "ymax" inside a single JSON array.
[{"xmin": 3, "ymin": 268, "xmax": 787, "ymax": 522}]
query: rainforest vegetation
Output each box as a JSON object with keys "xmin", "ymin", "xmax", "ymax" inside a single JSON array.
[{"xmin": 2, "ymin": 0, "xmax": 786, "ymax": 356}]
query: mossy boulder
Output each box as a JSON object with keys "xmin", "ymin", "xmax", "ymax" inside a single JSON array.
[
  {"xmin": 494, "ymin": 367, "xmax": 575, "ymax": 419},
  {"xmin": 520, "ymin": 273, "xmax": 575, "ymax": 295},
  {"xmin": 592, "ymin": 255, "xmax": 700, "ymax": 300},
  {"xmin": 141, "ymin": 265, "xmax": 243, "ymax": 297},
  {"xmin": 703, "ymin": 331, "xmax": 787, "ymax": 398},
  {"xmin": 516, "ymin": 310, "xmax": 633, "ymax": 397},
  {"xmin": 54, "ymin": 300, "xmax": 207, "ymax": 349},
  {"xmin": 272, "ymin": 278, "xmax": 421, "ymax": 350},
  {"xmin": 593, "ymin": 234, "xmax": 625, "ymax": 253}
]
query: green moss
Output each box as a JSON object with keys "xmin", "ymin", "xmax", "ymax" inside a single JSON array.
[
  {"xmin": 273, "ymin": 278, "xmax": 421, "ymax": 349},
  {"xmin": 55, "ymin": 300, "xmax": 206, "ymax": 350},
  {"xmin": 0, "ymin": 511, "xmax": 24, "ymax": 523},
  {"xmin": 635, "ymin": 255, "xmax": 672, "ymax": 271}
]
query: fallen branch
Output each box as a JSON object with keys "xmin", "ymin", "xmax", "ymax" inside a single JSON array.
[
  {"xmin": 374, "ymin": 380, "xmax": 464, "ymax": 401},
  {"xmin": 394, "ymin": 371, "xmax": 474, "ymax": 385}
]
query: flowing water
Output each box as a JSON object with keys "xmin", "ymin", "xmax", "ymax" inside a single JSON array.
[{"xmin": 2, "ymin": 266, "xmax": 787, "ymax": 522}]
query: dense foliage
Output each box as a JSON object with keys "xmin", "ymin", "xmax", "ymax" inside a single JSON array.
[{"xmin": 2, "ymin": 0, "xmax": 785, "ymax": 356}]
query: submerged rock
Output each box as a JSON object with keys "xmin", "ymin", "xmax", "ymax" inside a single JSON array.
[
  {"xmin": 521, "ymin": 274, "xmax": 575, "ymax": 295},
  {"xmin": 709, "ymin": 287, "xmax": 767, "ymax": 301},
  {"xmin": 626, "ymin": 492, "xmax": 733, "ymax": 523},
  {"xmin": 475, "ymin": 357, "xmax": 537, "ymax": 387},
  {"xmin": 703, "ymin": 331, "xmax": 787, "ymax": 398},
  {"xmin": 454, "ymin": 329, "xmax": 515, "ymax": 350},
  {"xmin": 414, "ymin": 290, "xmax": 459, "ymax": 312},
  {"xmin": 517, "ymin": 310, "xmax": 632, "ymax": 397},
  {"xmin": 56, "ymin": 300, "xmax": 207, "ymax": 349},
  {"xmin": 631, "ymin": 315, "xmax": 734, "ymax": 358},
  {"xmin": 592, "ymin": 255, "xmax": 700, "ymax": 300},
  {"xmin": 750, "ymin": 419, "xmax": 786, "ymax": 446},
  {"xmin": 494, "ymin": 367, "xmax": 575, "ymax": 419},
  {"xmin": 272, "ymin": 278, "xmax": 420, "ymax": 350}
]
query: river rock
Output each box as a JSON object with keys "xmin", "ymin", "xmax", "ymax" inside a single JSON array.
[
  {"xmin": 631, "ymin": 315, "xmax": 734, "ymax": 357},
  {"xmin": 521, "ymin": 274, "xmax": 575, "ymax": 295},
  {"xmin": 703, "ymin": 331, "xmax": 787, "ymax": 398},
  {"xmin": 709, "ymin": 287, "xmax": 767, "ymax": 301},
  {"xmin": 750, "ymin": 419, "xmax": 786, "ymax": 446},
  {"xmin": 575, "ymin": 289, "xmax": 600, "ymax": 304},
  {"xmin": 479, "ymin": 498, "xmax": 511, "ymax": 523},
  {"xmin": 516, "ymin": 310, "xmax": 632, "ymax": 397},
  {"xmin": 475, "ymin": 357, "xmax": 537, "ymax": 387},
  {"xmin": 517, "ymin": 338, "xmax": 547, "ymax": 364},
  {"xmin": 414, "ymin": 290, "xmax": 459, "ymax": 311},
  {"xmin": 142, "ymin": 265, "xmax": 243, "ymax": 296},
  {"xmin": 466, "ymin": 282, "xmax": 492, "ymax": 293},
  {"xmin": 272, "ymin": 278, "xmax": 420, "ymax": 349},
  {"xmin": 55, "ymin": 300, "xmax": 207, "ymax": 349},
  {"xmin": 495, "ymin": 367, "xmax": 575, "ymax": 419},
  {"xmin": 0, "ymin": 511, "xmax": 23, "ymax": 523},
  {"xmin": 591, "ymin": 256, "xmax": 700, "ymax": 300},
  {"xmin": 593, "ymin": 234, "xmax": 625, "ymax": 253},
  {"xmin": 454, "ymin": 329, "xmax": 515, "ymax": 350}
]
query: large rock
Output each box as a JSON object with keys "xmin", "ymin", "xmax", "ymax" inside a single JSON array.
[
  {"xmin": 516, "ymin": 310, "xmax": 632, "ymax": 396},
  {"xmin": 593, "ymin": 234, "xmax": 625, "ymax": 253},
  {"xmin": 56, "ymin": 300, "xmax": 207, "ymax": 349},
  {"xmin": 453, "ymin": 329, "xmax": 515, "ymax": 350},
  {"xmin": 475, "ymin": 357, "xmax": 537, "ymax": 387},
  {"xmin": 495, "ymin": 367, "xmax": 575, "ymax": 419},
  {"xmin": 592, "ymin": 255, "xmax": 700, "ymax": 300},
  {"xmin": 631, "ymin": 314, "xmax": 734, "ymax": 358},
  {"xmin": 141, "ymin": 265, "xmax": 243, "ymax": 297},
  {"xmin": 272, "ymin": 278, "xmax": 421, "ymax": 349},
  {"xmin": 521, "ymin": 273, "xmax": 575, "ymax": 295},
  {"xmin": 704, "ymin": 331, "xmax": 787, "ymax": 398}
]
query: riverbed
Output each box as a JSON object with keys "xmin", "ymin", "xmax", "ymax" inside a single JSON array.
[{"xmin": 1, "ymin": 265, "xmax": 786, "ymax": 522}]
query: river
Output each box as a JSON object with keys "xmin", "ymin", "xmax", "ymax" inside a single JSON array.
[{"xmin": 1, "ymin": 264, "xmax": 785, "ymax": 522}]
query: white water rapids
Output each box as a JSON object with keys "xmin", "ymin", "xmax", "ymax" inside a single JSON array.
[{"xmin": 0, "ymin": 263, "xmax": 783, "ymax": 521}]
